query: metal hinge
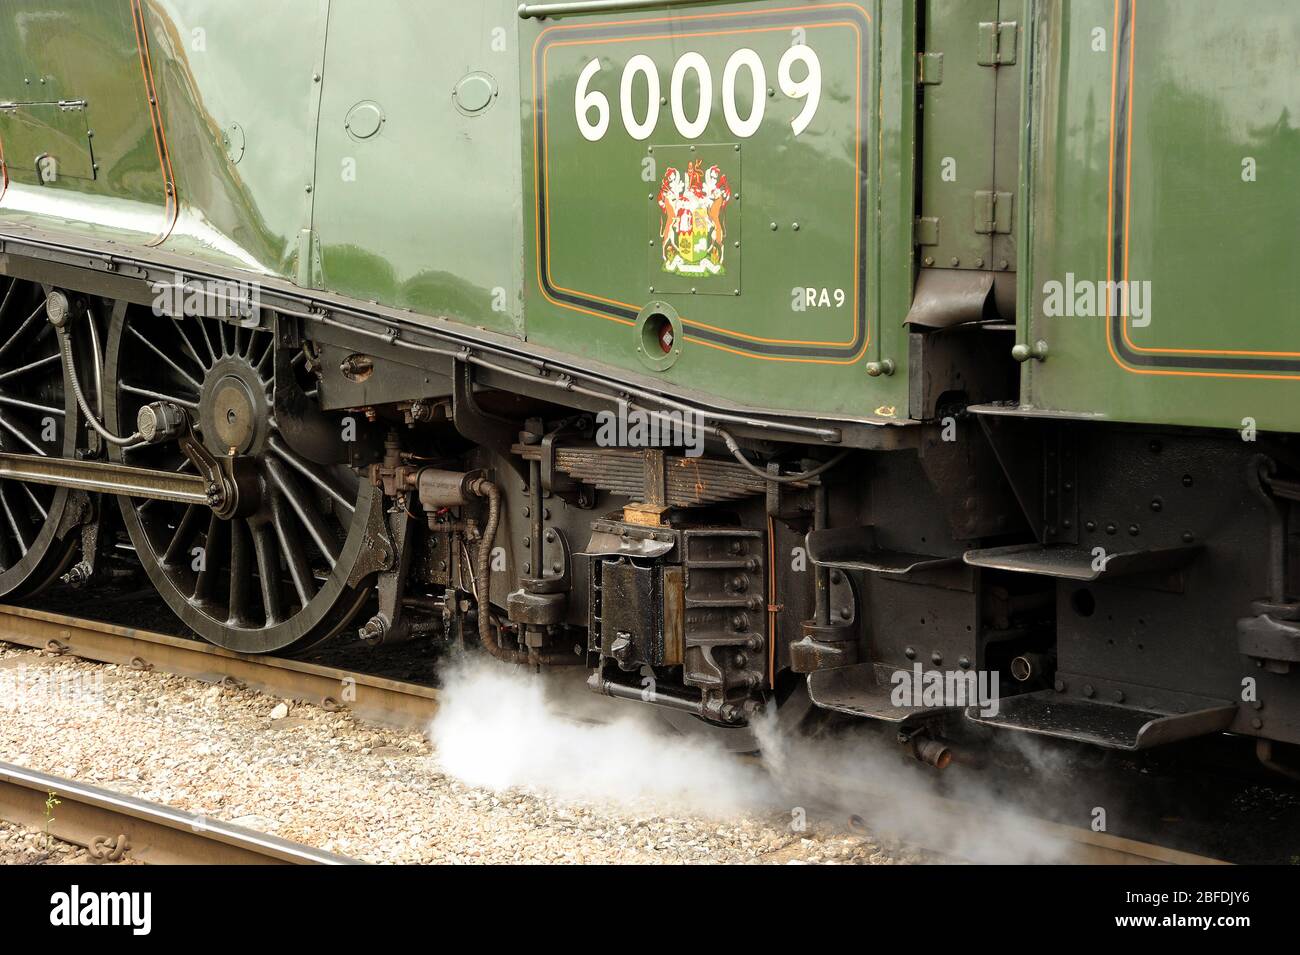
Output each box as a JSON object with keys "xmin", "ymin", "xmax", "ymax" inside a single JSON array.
[
  {"xmin": 974, "ymin": 191, "xmax": 1014, "ymax": 235},
  {"xmin": 914, "ymin": 217, "xmax": 939, "ymax": 246},
  {"xmin": 977, "ymin": 21, "xmax": 1018, "ymax": 66},
  {"xmin": 916, "ymin": 51, "xmax": 944, "ymax": 85}
]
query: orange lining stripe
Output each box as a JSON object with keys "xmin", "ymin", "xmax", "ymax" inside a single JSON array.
[
  {"xmin": 532, "ymin": 3, "xmax": 873, "ymax": 363},
  {"xmin": 131, "ymin": 0, "xmax": 178, "ymax": 247},
  {"xmin": 1108, "ymin": 1, "xmax": 1300, "ymax": 370}
]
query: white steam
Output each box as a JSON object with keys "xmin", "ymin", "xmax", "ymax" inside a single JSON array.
[
  {"xmin": 429, "ymin": 657, "xmax": 1069, "ymax": 862},
  {"xmin": 429, "ymin": 656, "xmax": 774, "ymax": 816}
]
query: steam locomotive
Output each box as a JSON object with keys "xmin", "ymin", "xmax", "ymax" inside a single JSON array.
[{"xmin": 0, "ymin": 0, "xmax": 1297, "ymax": 768}]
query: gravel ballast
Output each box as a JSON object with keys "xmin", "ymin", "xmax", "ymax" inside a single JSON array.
[{"xmin": 0, "ymin": 643, "xmax": 921, "ymax": 865}]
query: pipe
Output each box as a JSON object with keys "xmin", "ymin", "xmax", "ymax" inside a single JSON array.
[
  {"xmin": 1010, "ymin": 652, "xmax": 1054, "ymax": 683},
  {"xmin": 910, "ymin": 737, "xmax": 953, "ymax": 770},
  {"xmin": 52, "ymin": 306, "xmax": 139, "ymax": 446},
  {"xmin": 588, "ymin": 671, "xmax": 743, "ymax": 724},
  {"xmin": 468, "ymin": 477, "xmax": 576, "ymax": 666}
]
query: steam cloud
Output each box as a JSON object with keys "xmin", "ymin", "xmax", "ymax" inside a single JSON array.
[{"xmin": 429, "ymin": 657, "xmax": 1067, "ymax": 862}]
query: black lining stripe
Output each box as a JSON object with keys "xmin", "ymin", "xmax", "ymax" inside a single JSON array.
[
  {"xmin": 533, "ymin": 5, "xmax": 871, "ymax": 359},
  {"xmin": 1107, "ymin": 0, "xmax": 1300, "ymax": 374}
]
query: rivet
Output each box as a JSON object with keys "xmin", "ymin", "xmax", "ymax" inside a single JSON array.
[{"xmin": 1083, "ymin": 684, "xmax": 1095, "ymax": 698}]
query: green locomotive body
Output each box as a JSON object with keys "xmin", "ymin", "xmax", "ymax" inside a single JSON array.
[{"xmin": 0, "ymin": 0, "xmax": 1297, "ymax": 765}]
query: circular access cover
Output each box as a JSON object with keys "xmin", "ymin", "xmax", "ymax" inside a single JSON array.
[
  {"xmin": 453, "ymin": 72, "xmax": 497, "ymax": 116},
  {"xmin": 344, "ymin": 101, "xmax": 385, "ymax": 140}
]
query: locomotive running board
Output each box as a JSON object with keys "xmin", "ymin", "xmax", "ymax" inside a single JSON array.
[
  {"xmin": 0, "ymin": 451, "xmax": 210, "ymax": 505},
  {"xmin": 965, "ymin": 690, "xmax": 1237, "ymax": 751},
  {"xmin": 962, "ymin": 542, "xmax": 1202, "ymax": 581}
]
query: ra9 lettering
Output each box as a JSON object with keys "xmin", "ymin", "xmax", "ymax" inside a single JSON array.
[{"xmin": 575, "ymin": 46, "xmax": 823, "ymax": 143}]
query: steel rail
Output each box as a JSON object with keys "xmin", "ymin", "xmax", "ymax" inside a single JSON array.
[
  {"xmin": 0, "ymin": 605, "xmax": 1226, "ymax": 865},
  {"xmin": 0, "ymin": 604, "xmax": 441, "ymax": 729},
  {"xmin": 0, "ymin": 760, "xmax": 360, "ymax": 864}
]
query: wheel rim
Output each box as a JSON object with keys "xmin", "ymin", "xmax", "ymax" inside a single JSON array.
[
  {"xmin": 105, "ymin": 308, "xmax": 374, "ymax": 654},
  {"xmin": 0, "ymin": 277, "xmax": 78, "ymax": 598}
]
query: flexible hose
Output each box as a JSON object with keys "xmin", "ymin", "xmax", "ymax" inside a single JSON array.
[
  {"xmin": 468, "ymin": 477, "xmax": 579, "ymax": 666},
  {"xmin": 56, "ymin": 322, "xmax": 140, "ymax": 446},
  {"xmin": 719, "ymin": 428, "xmax": 849, "ymax": 484}
]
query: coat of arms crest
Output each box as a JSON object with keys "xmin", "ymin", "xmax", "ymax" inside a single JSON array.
[{"xmin": 656, "ymin": 159, "xmax": 732, "ymax": 277}]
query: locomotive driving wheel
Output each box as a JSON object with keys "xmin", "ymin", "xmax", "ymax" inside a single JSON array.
[
  {"xmin": 104, "ymin": 307, "xmax": 375, "ymax": 654},
  {"xmin": 0, "ymin": 277, "xmax": 80, "ymax": 597}
]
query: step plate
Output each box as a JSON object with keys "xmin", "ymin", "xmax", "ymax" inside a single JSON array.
[{"xmin": 966, "ymin": 690, "xmax": 1236, "ymax": 750}]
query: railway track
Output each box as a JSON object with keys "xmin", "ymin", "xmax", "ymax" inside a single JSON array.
[
  {"xmin": 0, "ymin": 760, "xmax": 358, "ymax": 864},
  {"xmin": 0, "ymin": 603, "xmax": 1226, "ymax": 866}
]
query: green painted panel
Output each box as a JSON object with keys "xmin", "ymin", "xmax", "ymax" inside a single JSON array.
[
  {"xmin": 520, "ymin": 0, "xmax": 917, "ymax": 420},
  {"xmin": 1021, "ymin": 0, "xmax": 1300, "ymax": 432},
  {"xmin": 917, "ymin": 0, "xmax": 1000, "ymax": 272},
  {"xmin": 0, "ymin": 0, "xmax": 329, "ymax": 277},
  {"xmin": 0, "ymin": 0, "xmax": 170, "ymax": 240},
  {"xmin": 312, "ymin": 0, "xmax": 525, "ymax": 335}
]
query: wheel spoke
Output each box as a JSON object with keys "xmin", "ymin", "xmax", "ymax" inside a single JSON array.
[
  {"xmin": 19, "ymin": 481, "xmax": 47, "ymax": 520},
  {"xmin": 269, "ymin": 491, "xmax": 314, "ymax": 607},
  {"xmin": 0, "ymin": 486, "xmax": 28, "ymax": 556},
  {"xmin": 228, "ymin": 519, "xmax": 253, "ymax": 625},
  {"xmin": 162, "ymin": 506, "xmax": 203, "ymax": 567},
  {"xmin": 267, "ymin": 437, "xmax": 355, "ymax": 519},
  {"xmin": 0, "ymin": 394, "xmax": 65, "ymax": 417},
  {"xmin": 0, "ymin": 278, "xmax": 17, "ymax": 323},
  {"xmin": 0, "ymin": 413, "xmax": 49, "ymax": 456},
  {"xmin": 121, "ymin": 383, "xmax": 199, "ymax": 410},
  {"xmin": 0, "ymin": 352, "xmax": 60, "ymax": 383},
  {"xmin": 265, "ymin": 457, "xmax": 341, "ymax": 564},
  {"xmin": 255, "ymin": 335, "xmax": 274, "ymax": 374},
  {"xmin": 170, "ymin": 317, "xmax": 211, "ymax": 372},
  {"xmin": 0, "ymin": 301, "xmax": 47, "ymax": 364},
  {"xmin": 192, "ymin": 512, "xmax": 228, "ymax": 606},
  {"xmin": 127, "ymin": 324, "xmax": 204, "ymax": 392},
  {"xmin": 250, "ymin": 521, "xmax": 285, "ymax": 625},
  {"xmin": 194, "ymin": 316, "xmax": 219, "ymax": 365}
]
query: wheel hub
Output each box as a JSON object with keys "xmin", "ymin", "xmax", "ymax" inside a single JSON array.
[{"xmin": 199, "ymin": 358, "xmax": 269, "ymax": 457}]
